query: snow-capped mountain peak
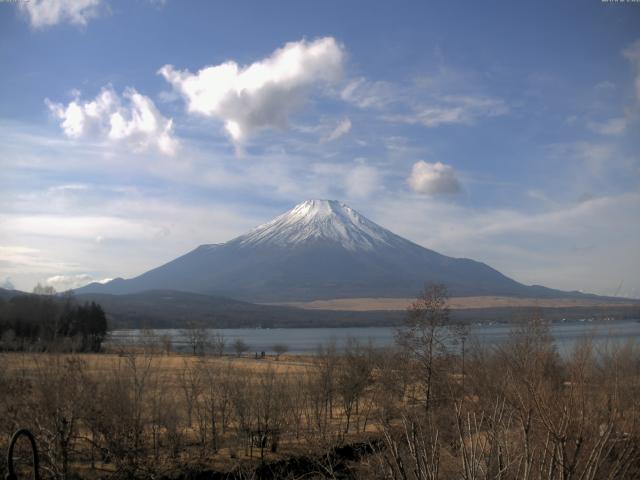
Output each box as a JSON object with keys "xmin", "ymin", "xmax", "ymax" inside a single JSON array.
[
  {"xmin": 234, "ymin": 199, "xmax": 399, "ymax": 250},
  {"xmin": 76, "ymin": 198, "xmax": 565, "ymax": 301}
]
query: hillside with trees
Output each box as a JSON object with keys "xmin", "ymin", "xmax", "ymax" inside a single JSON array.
[{"xmin": 0, "ymin": 287, "xmax": 108, "ymax": 352}]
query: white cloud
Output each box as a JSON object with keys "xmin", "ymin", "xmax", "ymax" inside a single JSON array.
[
  {"xmin": 559, "ymin": 141, "xmax": 615, "ymax": 178},
  {"xmin": 45, "ymin": 274, "xmax": 111, "ymax": 291},
  {"xmin": 407, "ymin": 161, "xmax": 461, "ymax": 195},
  {"xmin": 19, "ymin": 0, "xmax": 104, "ymax": 28},
  {"xmin": 387, "ymin": 95, "xmax": 508, "ymax": 128},
  {"xmin": 326, "ymin": 118, "xmax": 352, "ymax": 142},
  {"xmin": 0, "ymin": 245, "xmax": 78, "ymax": 275},
  {"xmin": 46, "ymin": 86, "xmax": 178, "ymax": 155},
  {"xmin": 345, "ymin": 161, "xmax": 379, "ymax": 198},
  {"xmin": 4, "ymin": 214, "xmax": 166, "ymax": 242},
  {"xmin": 47, "ymin": 184, "xmax": 90, "ymax": 194},
  {"xmin": 310, "ymin": 160, "xmax": 381, "ymax": 199},
  {"xmin": 623, "ymin": 39, "xmax": 640, "ymax": 101},
  {"xmin": 1, "ymin": 278, "xmax": 15, "ymax": 290},
  {"xmin": 587, "ymin": 117, "xmax": 627, "ymax": 136},
  {"xmin": 159, "ymin": 37, "xmax": 344, "ymax": 144}
]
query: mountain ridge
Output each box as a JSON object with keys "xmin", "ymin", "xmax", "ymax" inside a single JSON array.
[{"xmin": 76, "ymin": 199, "xmax": 598, "ymax": 302}]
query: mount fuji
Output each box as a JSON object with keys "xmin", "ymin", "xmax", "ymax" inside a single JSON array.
[{"xmin": 76, "ymin": 199, "xmax": 581, "ymax": 302}]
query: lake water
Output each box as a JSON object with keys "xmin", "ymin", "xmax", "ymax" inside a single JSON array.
[{"xmin": 109, "ymin": 319, "xmax": 640, "ymax": 356}]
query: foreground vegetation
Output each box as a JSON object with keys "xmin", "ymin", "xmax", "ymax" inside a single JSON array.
[{"xmin": 1, "ymin": 286, "xmax": 639, "ymax": 479}]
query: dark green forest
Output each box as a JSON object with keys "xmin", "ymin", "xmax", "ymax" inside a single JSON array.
[{"xmin": 0, "ymin": 293, "xmax": 108, "ymax": 352}]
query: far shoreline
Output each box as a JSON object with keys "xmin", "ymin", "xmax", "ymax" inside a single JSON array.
[{"xmin": 264, "ymin": 295, "xmax": 640, "ymax": 311}]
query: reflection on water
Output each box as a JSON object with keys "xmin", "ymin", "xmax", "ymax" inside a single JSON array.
[{"xmin": 108, "ymin": 319, "xmax": 640, "ymax": 355}]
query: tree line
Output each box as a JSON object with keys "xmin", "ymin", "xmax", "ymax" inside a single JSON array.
[{"xmin": 0, "ymin": 286, "xmax": 108, "ymax": 352}]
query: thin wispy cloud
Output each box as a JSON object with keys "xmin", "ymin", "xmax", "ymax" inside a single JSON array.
[
  {"xmin": 340, "ymin": 78, "xmax": 397, "ymax": 109},
  {"xmin": 623, "ymin": 40, "xmax": 640, "ymax": 101},
  {"xmin": 341, "ymin": 69, "xmax": 509, "ymax": 129},
  {"xmin": 0, "ymin": 245, "xmax": 80, "ymax": 274},
  {"xmin": 19, "ymin": 0, "xmax": 105, "ymax": 28},
  {"xmin": 587, "ymin": 117, "xmax": 627, "ymax": 136},
  {"xmin": 325, "ymin": 118, "xmax": 352, "ymax": 142},
  {"xmin": 385, "ymin": 95, "xmax": 508, "ymax": 128}
]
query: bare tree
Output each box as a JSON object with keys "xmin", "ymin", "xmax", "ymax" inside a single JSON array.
[
  {"xmin": 396, "ymin": 283, "xmax": 452, "ymax": 414},
  {"xmin": 336, "ymin": 339, "xmax": 373, "ymax": 433},
  {"xmin": 160, "ymin": 334, "xmax": 173, "ymax": 355},
  {"xmin": 307, "ymin": 341, "xmax": 338, "ymax": 439},
  {"xmin": 378, "ymin": 414, "xmax": 441, "ymax": 480},
  {"xmin": 373, "ymin": 347, "xmax": 411, "ymax": 425},
  {"xmin": 253, "ymin": 367, "xmax": 289, "ymax": 461},
  {"xmin": 182, "ymin": 322, "xmax": 210, "ymax": 356},
  {"xmin": 33, "ymin": 282, "xmax": 56, "ymax": 295},
  {"xmin": 228, "ymin": 371, "xmax": 254, "ymax": 456},
  {"xmin": 197, "ymin": 361, "xmax": 226, "ymax": 453},
  {"xmin": 140, "ymin": 328, "xmax": 160, "ymax": 354},
  {"xmin": 178, "ymin": 359, "xmax": 202, "ymax": 428},
  {"xmin": 30, "ymin": 355, "xmax": 88, "ymax": 480},
  {"xmin": 233, "ymin": 338, "xmax": 249, "ymax": 357},
  {"xmin": 272, "ymin": 343, "xmax": 289, "ymax": 360},
  {"xmin": 210, "ymin": 331, "xmax": 226, "ymax": 356},
  {"xmin": 88, "ymin": 353, "xmax": 155, "ymax": 478}
]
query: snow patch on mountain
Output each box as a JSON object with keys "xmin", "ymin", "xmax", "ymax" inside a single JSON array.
[{"xmin": 233, "ymin": 199, "xmax": 401, "ymax": 251}]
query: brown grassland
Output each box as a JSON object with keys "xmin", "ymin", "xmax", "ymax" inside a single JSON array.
[{"xmin": 268, "ymin": 296, "xmax": 640, "ymax": 311}]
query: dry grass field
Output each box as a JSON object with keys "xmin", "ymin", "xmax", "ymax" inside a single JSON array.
[
  {"xmin": 269, "ymin": 295, "xmax": 640, "ymax": 311},
  {"xmin": 0, "ymin": 348, "xmax": 386, "ymax": 478},
  {"xmin": 1, "ymin": 351, "xmax": 313, "ymax": 377},
  {"xmin": 2, "ymin": 310, "xmax": 640, "ymax": 479}
]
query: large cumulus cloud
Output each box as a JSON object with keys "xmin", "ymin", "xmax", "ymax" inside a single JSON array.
[{"xmin": 159, "ymin": 37, "xmax": 344, "ymax": 144}]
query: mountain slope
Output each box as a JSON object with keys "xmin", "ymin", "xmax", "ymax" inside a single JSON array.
[
  {"xmin": 76, "ymin": 199, "xmax": 585, "ymax": 301},
  {"xmin": 0, "ymin": 287, "xmax": 26, "ymax": 300},
  {"xmin": 76, "ymin": 290, "xmax": 640, "ymax": 329},
  {"xmin": 75, "ymin": 290, "xmax": 404, "ymax": 329}
]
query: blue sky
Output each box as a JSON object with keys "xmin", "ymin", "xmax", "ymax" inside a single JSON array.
[{"xmin": 1, "ymin": 0, "xmax": 639, "ymax": 297}]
